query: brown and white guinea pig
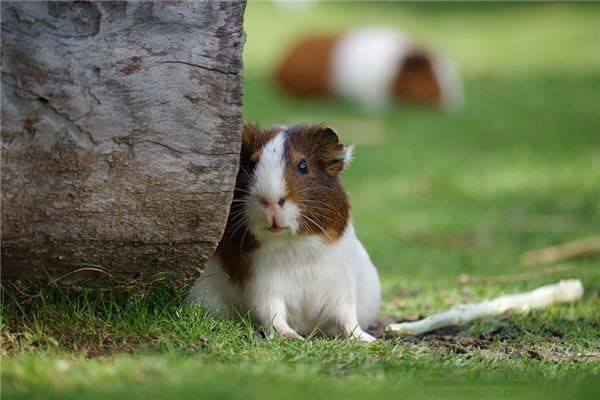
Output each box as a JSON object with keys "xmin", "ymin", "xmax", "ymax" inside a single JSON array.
[
  {"xmin": 189, "ymin": 122, "xmax": 380, "ymax": 342},
  {"xmin": 276, "ymin": 26, "xmax": 463, "ymax": 111}
]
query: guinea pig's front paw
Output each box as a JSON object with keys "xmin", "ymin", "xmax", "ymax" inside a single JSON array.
[
  {"xmin": 264, "ymin": 328, "xmax": 305, "ymax": 341},
  {"xmin": 349, "ymin": 329, "xmax": 377, "ymax": 343},
  {"xmin": 358, "ymin": 333, "xmax": 377, "ymax": 343},
  {"xmin": 279, "ymin": 330, "xmax": 305, "ymax": 341}
]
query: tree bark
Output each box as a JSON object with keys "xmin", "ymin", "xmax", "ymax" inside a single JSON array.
[{"xmin": 1, "ymin": 1, "xmax": 246, "ymax": 286}]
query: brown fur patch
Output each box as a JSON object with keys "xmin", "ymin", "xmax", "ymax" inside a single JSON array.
[
  {"xmin": 392, "ymin": 50, "xmax": 442, "ymax": 105},
  {"xmin": 216, "ymin": 123, "xmax": 280, "ymax": 286},
  {"xmin": 240, "ymin": 122, "xmax": 281, "ymax": 169},
  {"xmin": 276, "ymin": 35, "xmax": 340, "ymax": 97},
  {"xmin": 214, "ymin": 234, "xmax": 257, "ymax": 286},
  {"xmin": 283, "ymin": 124, "xmax": 350, "ymax": 242}
]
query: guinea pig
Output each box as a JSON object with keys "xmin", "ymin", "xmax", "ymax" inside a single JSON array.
[
  {"xmin": 189, "ymin": 122, "xmax": 381, "ymax": 342},
  {"xmin": 276, "ymin": 26, "xmax": 463, "ymax": 111}
]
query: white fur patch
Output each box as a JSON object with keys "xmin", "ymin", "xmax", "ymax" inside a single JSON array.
[
  {"xmin": 189, "ymin": 224, "xmax": 381, "ymax": 340},
  {"xmin": 331, "ymin": 27, "xmax": 412, "ymax": 109},
  {"xmin": 431, "ymin": 54, "xmax": 464, "ymax": 112},
  {"xmin": 243, "ymin": 131, "xmax": 302, "ymax": 240},
  {"xmin": 330, "ymin": 26, "xmax": 463, "ymax": 111},
  {"xmin": 250, "ymin": 132, "xmax": 286, "ymax": 203}
]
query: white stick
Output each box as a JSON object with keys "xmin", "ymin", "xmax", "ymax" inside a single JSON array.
[{"xmin": 386, "ymin": 279, "xmax": 584, "ymax": 336}]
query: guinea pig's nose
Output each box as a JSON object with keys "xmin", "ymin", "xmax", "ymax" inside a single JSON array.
[{"xmin": 260, "ymin": 196, "xmax": 286, "ymax": 208}]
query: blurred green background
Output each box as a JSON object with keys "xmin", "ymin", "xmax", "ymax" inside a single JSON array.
[{"xmin": 3, "ymin": 2, "xmax": 599, "ymax": 399}]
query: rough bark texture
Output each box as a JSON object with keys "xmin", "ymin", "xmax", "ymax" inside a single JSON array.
[{"xmin": 1, "ymin": 1, "xmax": 246, "ymax": 287}]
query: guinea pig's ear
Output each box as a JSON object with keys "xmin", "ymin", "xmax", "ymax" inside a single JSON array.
[{"xmin": 313, "ymin": 125, "xmax": 353, "ymax": 175}]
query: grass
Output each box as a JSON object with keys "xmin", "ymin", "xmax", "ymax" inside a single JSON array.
[{"xmin": 2, "ymin": 2, "xmax": 599, "ymax": 399}]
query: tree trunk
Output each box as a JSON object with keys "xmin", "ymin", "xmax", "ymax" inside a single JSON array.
[{"xmin": 1, "ymin": 1, "xmax": 246, "ymax": 287}]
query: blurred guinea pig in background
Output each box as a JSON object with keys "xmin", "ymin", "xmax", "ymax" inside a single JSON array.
[{"xmin": 275, "ymin": 26, "xmax": 463, "ymax": 111}]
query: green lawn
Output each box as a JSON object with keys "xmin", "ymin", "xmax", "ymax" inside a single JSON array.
[{"xmin": 2, "ymin": 2, "xmax": 599, "ymax": 399}]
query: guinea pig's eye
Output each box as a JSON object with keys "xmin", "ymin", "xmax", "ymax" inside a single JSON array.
[{"xmin": 297, "ymin": 159, "xmax": 308, "ymax": 174}]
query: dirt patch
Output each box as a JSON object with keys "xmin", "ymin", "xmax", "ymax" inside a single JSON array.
[
  {"xmin": 373, "ymin": 317, "xmax": 599, "ymax": 362},
  {"xmin": 368, "ymin": 315, "xmax": 422, "ymax": 338}
]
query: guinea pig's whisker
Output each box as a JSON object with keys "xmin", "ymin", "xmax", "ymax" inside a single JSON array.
[
  {"xmin": 299, "ymin": 185, "xmax": 340, "ymax": 193},
  {"xmin": 301, "ymin": 198, "xmax": 338, "ymax": 210},
  {"xmin": 227, "ymin": 213, "xmax": 246, "ymax": 226},
  {"xmin": 301, "ymin": 203, "xmax": 335, "ymax": 217},
  {"xmin": 227, "ymin": 209, "xmax": 247, "ymax": 225},
  {"xmin": 239, "ymin": 165, "xmax": 253, "ymax": 181},
  {"xmin": 293, "ymin": 187, "xmax": 316, "ymax": 194},
  {"xmin": 298, "ymin": 220, "xmax": 310, "ymax": 234},
  {"xmin": 225, "ymin": 222, "xmax": 243, "ymax": 237},
  {"xmin": 230, "ymin": 199, "xmax": 248, "ymax": 207},
  {"xmin": 228, "ymin": 206, "xmax": 248, "ymax": 216},
  {"xmin": 232, "ymin": 221, "xmax": 248, "ymax": 243},
  {"xmin": 234, "ymin": 187, "xmax": 251, "ymax": 195},
  {"xmin": 230, "ymin": 198, "xmax": 249, "ymax": 205},
  {"xmin": 301, "ymin": 198, "xmax": 335, "ymax": 207},
  {"xmin": 304, "ymin": 209, "xmax": 339, "ymax": 225},
  {"xmin": 225, "ymin": 212, "xmax": 248, "ymax": 235},
  {"xmin": 301, "ymin": 213, "xmax": 325, "ymax": 234},
  {"xmin": 299, "ymin": 219, "xmax": 324, "ymax": 237},
  {"xmin": 293, "ymin": 186, "xmax": 324, "ymax": 195},
  {"xmin": 230, "ymin": 206, "xmax": 247, "ymax": 217},
  {"xmin": 227, "ymin": 217, "xmax": 249, "ymax": 240},
  {"xmin": 302, "ymin": 199, "xmax": 346, "ymax": 220},
  {"xmin": 239, "ymin": 226, "xmax": 250, "ymax": 252}
]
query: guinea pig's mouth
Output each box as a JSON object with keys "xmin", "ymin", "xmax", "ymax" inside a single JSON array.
[{"xmin": 266, "ymin": 225, "xmax": 287, "ymax": 233}]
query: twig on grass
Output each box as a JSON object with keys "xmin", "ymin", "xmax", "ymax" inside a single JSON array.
[
  {"xmin": 386, "ymin": 279, "xmax": 584, "ymax": 336},
  {"xmin": 5, "ymin": 281, "xmax": 43, "ymax": 301},
  {"xmin": 4, "ymin": 266, "xmax": 115, "ymax": 304},
  {"xmin": 457, "ymin": 263, "xmax": 575, "ymax": 285},
  {"xmin": 521, "ymin": 235, "xmax": 600, "ymax": 266},
  {"xmin": 51, "ymin": 265, "xmax": 114, "ymax": 284}
]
